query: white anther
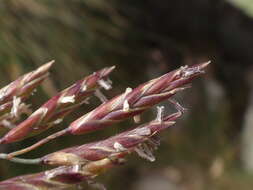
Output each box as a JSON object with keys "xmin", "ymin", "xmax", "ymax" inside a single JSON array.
[
  {"xmin": 169, "ymin": 99, "xmax": 187, "ymax": 114},
  {"xmin": 60, "ymin": 95, "xmax": 75, "ymax": 104},
  {"xmin": 180, "ymin": 65, "xmax": 188, "ymax": 71},
  {"xmin": 183, "ymin": 69, "xmax": 197, "ymax": 77},
  {"xmin": 125, "ymin": 87, "xmax": 132, "ymax": 94},
  {"xmin": 11, "ymin": 96, "xmax": 21, "ymax": 117},
  {"xmin": 156, "ymin": 106, "xmax": 165, "ymax": 123},
  {"xmin": 133, "ymin": 115, "xmax": 141, "ymax": 123},
  {"xmin": 73, "ymin": 164, "xmax": 81, "ymax": 172},
  {"xmin": 0, "ymin": 86, "xmax": 8, "ymax": 101},
  {"xmin": 98, "ymin": 79, "xmax": 112, "ymax": 90},
  {"xmin": 53, "ymin": 118, "xmax": 63, "ymax": 124},
  {"xmin": 31, "ymin": 107, "xmax": 48, "ymax": 117},
  {"xmin": 81, "ymin": 84, "xmax": 87, "ymax": 92},
  {"xmin": 114, "ymin": 142, "xmax": 127, "ymax": 152},
  {"xmin": 180, "ymin": 64, "xmax": 205, "ymax": 78},
  {"xmin": 123, "ymin": 100, "xmax": 130, "ymax": 112}
]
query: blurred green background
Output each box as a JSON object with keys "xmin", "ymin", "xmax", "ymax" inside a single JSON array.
[{"xmin": 1, "ymin": 0, "xmax": 253, "ymax": 189}]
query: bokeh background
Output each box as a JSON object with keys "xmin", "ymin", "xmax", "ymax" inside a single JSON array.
[{"xmin": 1, "ymin": 0, "xmax": 253, "ymax": 189}]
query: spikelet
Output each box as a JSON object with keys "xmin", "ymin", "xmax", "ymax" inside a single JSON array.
[{"xmin": 0, "ymin": 66, "xmax": 115, "ymax": 144}]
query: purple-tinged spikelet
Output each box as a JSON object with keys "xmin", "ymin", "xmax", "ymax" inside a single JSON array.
[
  {"xmin": 42, "ymin": 106, "xmax": 182, "ymax": 166},
  {"xmin": 0, "ymin": 61, "xmax": 53, "ymax": 117},
  {"xmin": 0, "ymin": 157, "xmax": 123, "ymax": 190},
  {"xmin": 0, "ymin": 62, "xmax": 54, "ymax": 132},
  {"xmin": 0, "ymin": 66, "xmax": 115, "ymax": 144},
  {"xmin": 0, "ymin": 62, "xmax": 209, "ymax": 190},
  {"xmin": 68, "ymin": 62, "xmax": 208, "ymax": 135},
  {"xmin": 4, "ymin": 62, "xmax": 208, "ymax": 158}
]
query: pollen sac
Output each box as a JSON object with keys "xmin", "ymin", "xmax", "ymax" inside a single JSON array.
[
  {"xmin": 133, "ymin": 114, "xmax": 141, "ymax": 123},
  {"xmin": 11, "ymin": 96, "xmax": 21, "ymax": 117},
  {"xmin": 113, "ymin": 142, "xmax": 127, "ymax": 152},
  {"xmin": 123, "ymin": 100, "xmax": 130, "ymax": 112},
  {"xmin": 98, "ymin": 79, "xmax": 112, "ymax": 90},
  {"xmin": 156, "ymin": 106, "xmax": 165, "ymax": 123},
  {"xmin": 60, "ymin": 95, "xmax": 76, "ymax": 104}
]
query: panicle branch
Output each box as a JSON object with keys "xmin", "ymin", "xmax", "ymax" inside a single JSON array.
[
  {"xmin": 0, "ymin": 62, "xmax": 209, "ymax": 190},
  {"xmin": 0, "ymin": 101, "xmax": 184, "ymax": 190},
  {"xmin": 4, "ymin": 62, "xmax": 208, "ymax": 158}
]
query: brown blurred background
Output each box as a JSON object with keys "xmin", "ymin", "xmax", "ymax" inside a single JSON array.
[{"xmin": 1, "ymin": 0, "xmax": 253, "ymax": 189}]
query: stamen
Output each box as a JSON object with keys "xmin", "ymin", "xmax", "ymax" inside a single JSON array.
[
  {"xmin": 0, "ymin": 85, "xmax": 10, "ymax": 102},
  {"xmin": 113, "ymin": 142, "xmax": 127, "ymax": 152},
  {"xmin": 123, "ymin": 100, "xmax": 130, "ymax": 112},
  {"xmin": 60, "ymin": 95, "xmax": 75, "ymax": 104},
  {"xmin": 169, "ymin": 99, "xmax": 187, "ymax": 114},
  {"xmin": 98, "ymin": 79, "xmax": 112, "ymax": 90},
  {"xmin": 53, "ymin": 118, "xmax": 63, "ymax": 124},
  {"xmin": 125, "ymin": 87, "xmax": 132, "ymax": 94},
  {"xmin": 180, "ymin": 65, "xmax": 188, "ymax": 71},
  {"xmin": 31, "ymin": 107, "xmax": 48, "ymax": 117},
  {"xmin": 133, "ymin": 115, "xmax": 141, "ymax": 123},
  {"xmin": 11, "ymin": 96, "xmax": 21, "ymax": 117},
  {"xmin": 181, "ymin": 64, "xmax": 205, "ymax": 78},
  {"xmin": 156, "ymin": 106, "xmax": 165, "ymax": 123},
  {"xmin": 81, "ymin": 84, "xmax": 87, "ymax": 92}
]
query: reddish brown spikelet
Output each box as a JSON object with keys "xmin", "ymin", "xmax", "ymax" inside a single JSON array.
[
  {"xmin": 68, "ymin": 62, "xmax": 208, "ymax": 135},
  {"xmin": 0, "ymin": 158, "xmax": 119, "ymax": 190},
  {"xmin": 42, "ymin": 107, "xmax": 182, "ymax": 166},
  {"xmin": 0, "ymin": 61, "xmax": 53, "ymax": 132},
  {"xmin": 0, "ymin": 108, "xmax": 182, "ymax": 190},
  {"xmin": 0, "ymin": 61, "xmax": 53, "ymax": 117},
  {"xmin": 0, "ymin": 62, "xmax": 209, "ymax": 190},
  {"xmin": 0, "ymin": 66, "xmax": 115, "ymax": 144},
  {"xmin": 3, "ymin": 63, "xmax": 208, "ymax": 158}
]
